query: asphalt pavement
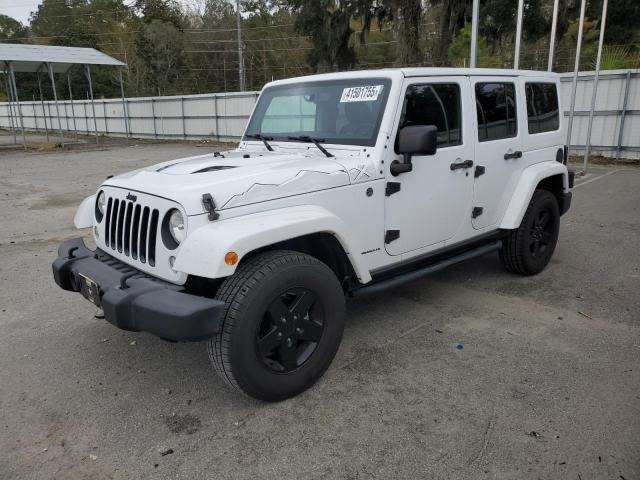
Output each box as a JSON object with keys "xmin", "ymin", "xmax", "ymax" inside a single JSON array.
[{"xmin": 1, "ymin": 142, "xmax": 638, "ymax": 480}]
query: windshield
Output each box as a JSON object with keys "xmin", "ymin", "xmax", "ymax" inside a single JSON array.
[{"xmin": 244, "ymin": 78, "xmax": 392, "ymax": 147}]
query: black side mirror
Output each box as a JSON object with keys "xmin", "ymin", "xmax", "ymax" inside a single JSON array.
[
  {"xmin": 391, "ymin": 125, "xmax": 438, "ymax": 176},
  {"xmin": 398, "ymin": 125, "xmax": 438, "ymax": 156}
]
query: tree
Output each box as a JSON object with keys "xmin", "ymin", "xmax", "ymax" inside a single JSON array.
[
  {"xmin": 374, "ymin": 0, "xmax": 423, "ymax": 66},
  {"xmin": 135, "ymin": 20, "xmax": 185, "ymax": 95},
  {"xmin": 556, "ymin": 17, "xmax": 599, "ymax": 71},
  {"xmin": 448, "ymin": 22, "xmax": 501, "ymax": 67},
  {"xmin": 133, "ymin": 0, "xmax": 187, "ymax": 95},
  {"xmin": 284, "ymin": 0, "xmax": 358, "ymax": 70},
  {"xmin": 432, "ymin": 0, "xmax": 468, "ymax": 66},
  {"xmin": 479, "ymin": 0, "xmax": 545, "ymax": 55},
  {"xmin": 0, "ymin": 15, "xmax": 29, "ymax": 43},
  {"xmin": 395, "ymin": 0, "xmax": 422, "ymax": 65}
]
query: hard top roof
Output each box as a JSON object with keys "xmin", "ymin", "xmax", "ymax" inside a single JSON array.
[{"xmin": 267, "ymin": 67, "xmax": 559, "ymax": 87}]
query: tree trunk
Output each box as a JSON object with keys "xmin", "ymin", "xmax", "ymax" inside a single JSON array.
[
  {"xmin": 396, "ymin": 0, "xmax": 423, "ymax": 66},
  {"xmin": 436, "ymin": 2, "xmax": 453, "ymax": 66}
]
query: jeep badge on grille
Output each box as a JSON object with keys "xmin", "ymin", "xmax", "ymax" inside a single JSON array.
[{"xmin": 126, "ymin": 192, "xmax": 137, "ymax": 202}]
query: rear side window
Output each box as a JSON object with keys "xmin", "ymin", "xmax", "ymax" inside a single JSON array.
[
  {"xmin": 475, "ymin": 82, "xmax": 517, "ymax": 142},
  {"xmin": 398, "ymin": 83, "xmax": 462, "ymax": 148},
  {"xmin": 526, "ymin": 82, "xmax": 559, "ymax": 134}
]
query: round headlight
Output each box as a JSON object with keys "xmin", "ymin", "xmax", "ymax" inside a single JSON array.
[
  {"xmin": 168, "ymin": 209, "xmax": 186, "ymax": 245},
  {"xmin": 95, "ymin": 191, "xmax": 106, "ymax": 222},
  {"xmin": 97, "ymin": 191, "xmax": 106, "ymax": 214}
]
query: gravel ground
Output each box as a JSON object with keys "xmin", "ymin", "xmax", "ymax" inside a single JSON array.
[{"xmin": 0, "ymin": 142, "xmax": 638, "ymax": 480}]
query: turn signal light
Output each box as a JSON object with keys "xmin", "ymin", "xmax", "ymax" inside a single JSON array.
[{"xmin": 225, "ymin": 251, "xmax": 239, "ymax": 266}]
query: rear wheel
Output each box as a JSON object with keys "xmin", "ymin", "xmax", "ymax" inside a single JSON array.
[
  {"xmin": 500, "ymin": 189, "xmax": 560, "ymax": 275},
  {"xmin": 207, "ymin": 250, "xmax": 345, "ymax": 401}
]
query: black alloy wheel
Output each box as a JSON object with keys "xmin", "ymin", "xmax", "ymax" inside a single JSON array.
[
  {"xmin": 500, "ymin": 189, "xmax": 560, "ymax": 275},
  {"xmin": 258, "ymin": 287, "xmax": 324, "ymax": 373},
  {"xmin": 208, "ymin": 250, "xmax": 346, "ymax": 401},
  {"xmin": 528, "ymin": 208, "xmax": 554, "ymax": 259}
]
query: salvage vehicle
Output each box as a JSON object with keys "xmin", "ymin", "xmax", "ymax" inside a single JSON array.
[{"xmin": 53, "ymin": 68, "xmax": 573, "ymax": 401}]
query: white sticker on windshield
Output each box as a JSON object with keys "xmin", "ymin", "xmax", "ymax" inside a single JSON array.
[{"xmin": 340, "ymin": 85, "xmax": 383, "ymax": 103}]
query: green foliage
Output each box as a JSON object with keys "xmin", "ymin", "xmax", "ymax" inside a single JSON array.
[
  {"xmin": 0, "ymin": 14, "xmax": 29, "ymax": 42},
  {"xmin": 135, "ymin": 20, "xmax": 185, "ymax": 95},
  {"xmin": 594, "ymin": 46, "xmax": 639, "ymax": 71},
  {"xmin": 480, "ymin": 0, "xmax": 545, "ymax": 53},
  {"xmin": 1, "ymin": 0, "xmax": 639, "ymax": 100},
  {"xmin": 449, "ymin": 23, "xmax": 502, "ymax": 68},
  {"xmin": 284, "ymin": 0, "xmax": 358, "ymax": 70},
  {"xmin": 556, "ymin": 17, "xmax": 599, "ymax": 71}
]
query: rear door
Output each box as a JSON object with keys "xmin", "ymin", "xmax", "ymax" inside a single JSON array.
[
  {"xmin": 384, "ymin": 76, "xmax": 475, "ymax": 256},
  {"xmin": 520, "ymin": 76, "xmax": 563, "ymax": 165},
  {"xmin": 471, "ymin": 77, "xmax": 523, "ymax": 229}
]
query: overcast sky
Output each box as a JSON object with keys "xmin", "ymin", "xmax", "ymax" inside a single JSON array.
[{"xmin": 1, "ymin": 0, "xmax": 44, "ymax": 24}]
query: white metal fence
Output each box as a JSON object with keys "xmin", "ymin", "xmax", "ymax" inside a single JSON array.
[
  {"xmin": 1, "ymin": 70, "xmax": 639, "ymax": 159},
  {"xmin": 560, "ymin": 70, "xmax": 640, "ymax": 160},
  {"xmin": 0, "ymin": 91, "xmax": 259, "ymax": 143}
]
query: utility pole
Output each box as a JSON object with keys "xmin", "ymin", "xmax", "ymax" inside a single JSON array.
[
  {"xmin": 583, "ymin": 0, "xmax": 609, "ymax": 173},
  {"xmin": 566, "ymin": 0, "xmax": 587, "ymax": 156},
  {"xmin": 470, "ymin": 0, "xmax": 480, "ymax": 68},
  {"xmin": 236, "ymin": 0, "xmax": 245, "ymax": 91},
  {"xmin": 514, "ymin": 0, "xmax": 524, "ymax": 69},
  {"xmin": 548, "ymin": 0, "xmax": 560, "ymax": 71}
]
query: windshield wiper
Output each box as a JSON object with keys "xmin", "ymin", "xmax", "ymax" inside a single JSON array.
[
  {"xmin": 245, "ymin": 133, "xmax": 274, "ymax": 151},
  {"xmin": 287, "ymin": 135, "xmax": 333, "ymax": 158}
]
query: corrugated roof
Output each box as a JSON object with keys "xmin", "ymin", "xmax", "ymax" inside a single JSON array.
[{"xmin": 0, "ymin": 44, "xmax": 126, "ymax": 73}]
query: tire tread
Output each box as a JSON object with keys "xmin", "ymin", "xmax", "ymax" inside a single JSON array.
[
  {"xmin": 500, "ymin": 189, "xmax": 556, "ymax": 275},
  {"xmin": 206, "ymin": 250, "xmax": 331, "ymax": 394}
]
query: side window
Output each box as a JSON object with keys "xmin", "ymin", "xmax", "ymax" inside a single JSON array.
[
  {"xmin": 526, "ymin": 82, "xmax": 559, "ymax": 134},
  {"xmin": 398, "ymin": 83, "xmax": 462, "ymax": 149},
  {"xmin": 475, "ymin": 82, "xmax": 517, "ymax": 142}
]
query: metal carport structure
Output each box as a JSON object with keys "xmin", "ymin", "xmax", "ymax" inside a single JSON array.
[{"xmin": 1, "ymin": 44, "xmax": 127, "ymax": 148}]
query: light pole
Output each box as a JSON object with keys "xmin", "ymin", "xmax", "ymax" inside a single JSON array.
[
  {"xmin": 236, "ymin": 0, "xmax": 245, "ymax": 91},
  {"xmin": 470, "ymin": 0, "xmax": 480, "ymax": 68}
]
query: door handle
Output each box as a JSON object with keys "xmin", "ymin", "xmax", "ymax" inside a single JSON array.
[
  {"xmin": 450, "ymin": 159, "xmax": 474, "ymax": 170},
  {"xmin": 504, "ymin": 150, "xmax": 523, "ymax": 160}
]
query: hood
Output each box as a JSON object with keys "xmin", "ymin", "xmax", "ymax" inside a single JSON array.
[{"xmin": 102, "ymin": 150, "xmax": 353, "ymax": 215}]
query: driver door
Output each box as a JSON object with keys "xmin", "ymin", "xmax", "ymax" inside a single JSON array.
[{"xmin": 384, "ymin": 77, "xmax": 475, "ymax": 256}]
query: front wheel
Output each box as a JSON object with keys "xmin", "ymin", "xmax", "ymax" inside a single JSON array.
[
  {"xmin": 500, "ymin": 189, "xmax": 560, "ymax": 275},
  {"xmin": 207, "ymin": 250, "xmax": 346, "ymax": 401}
]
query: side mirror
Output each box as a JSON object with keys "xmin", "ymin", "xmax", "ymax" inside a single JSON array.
[
  {"xmin": 391, "ymin": 125, "xmax": 438, "ymax": 176},
  {"xmin": 397, "ymin": 125, "xmax": 438, "ymax": 156}
]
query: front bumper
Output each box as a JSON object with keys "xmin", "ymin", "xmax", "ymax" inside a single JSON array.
[
  {"xmin": 52, "ymin": 238, "xmax": 225, "ymax": 342},
  {"xmin": 560, "ymin": 191, "xmax": 572, "ymax": 216}
]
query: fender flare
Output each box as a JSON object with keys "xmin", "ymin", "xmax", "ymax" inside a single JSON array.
[
  {"xmin": 500, "ymin": 161, "xmax": 568, "ymax": 230},
  {"xmin": 173, "ymin": 205, "xmax": 372, "ymax": 283},
  {"xmin": 74, "ymin": 194, "xmax": 96, "ymax": 228}
]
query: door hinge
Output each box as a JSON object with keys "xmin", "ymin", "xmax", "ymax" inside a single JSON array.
[
  {"xmin": 472, "ymin": 207, "xmax": 484, "ymax": 219},
  {"xmin": 385, "ymin": 182, "xmax": 401, "ymax": 196},
  {"xmin": 474, "ymin": 165, "xmax": 486, "ymax": 178},
  {"xmin": 385, "ymin": 230, "xmax": 400, "ymax": 244}
]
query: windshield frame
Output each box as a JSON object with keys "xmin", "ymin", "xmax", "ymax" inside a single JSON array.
[{"xmin": 244, "ymin": 77, "xmax": 393, "ymax": 148}]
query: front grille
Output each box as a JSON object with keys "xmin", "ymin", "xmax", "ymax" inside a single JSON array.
[{"xmin": 104, "ymin": 197, "xmax": 160, "ymax": 266}]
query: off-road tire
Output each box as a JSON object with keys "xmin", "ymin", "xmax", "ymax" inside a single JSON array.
[
  {"xmin": 500, "ymin": 189, "xmax": 560, "ymax": 275},
  {"xmin": 207, "ymin": 250, "xmax": 346, "ymax": 401}
]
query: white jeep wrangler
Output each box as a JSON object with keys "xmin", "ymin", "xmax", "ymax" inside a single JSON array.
[{"xmin": 53, "ymin": 68, "xmax": 573, "ymax": 401}]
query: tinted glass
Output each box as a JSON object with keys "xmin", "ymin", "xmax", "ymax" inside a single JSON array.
[
  {"xmin": 398, "ymin": 83, "xmax": 462, "ymax": 148},
  {"xmin": 526, "ymin": 82, "xmax": 559, "ymax": 134},
  {"xmin": 245, "ymin": 79, "xmax": 391, "ymax": 147},
  {"xmin": 475, "ymin": 82, "xmax": 517, "ymax": 141}
]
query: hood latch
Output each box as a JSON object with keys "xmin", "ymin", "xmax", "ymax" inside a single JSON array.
[{"xmin": 202, "ymin": 193, "xmax": 220, "ymax": 221}]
